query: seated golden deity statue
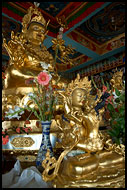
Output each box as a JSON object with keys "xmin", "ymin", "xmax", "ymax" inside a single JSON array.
[
  {"xmin": 42, "ymin": 74, "xmax": 125, "ymax": 188},
  {"xmin": 2, "ymin": 5, "xmax": 69, "ymax": 114},
  {"xmin": 3, "ymin": 5, "xmax": 54, "ymax": 90}
]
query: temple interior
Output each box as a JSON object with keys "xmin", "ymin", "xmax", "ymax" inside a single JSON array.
[{"xmin": 2, "ymin": 2, "xmax": 125, "ymax": 188}]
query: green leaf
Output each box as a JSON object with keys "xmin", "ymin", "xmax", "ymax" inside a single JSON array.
[
  {"xmin": 119, "ymin": 94, "xmax": 125, "ymax": 102},
  {"xmin": 115, "ymin": 88, "xmax": 120, "ymax": 96},
  {"xmin": 106, "ymin": 81, "xmax": 110, "ymax": 91},
  {"xmin": 101, "ymin": 77, "xmax": 105, "ymax": 86},
  {"xmin": 119, "ymin": 105, "xmax": 125, "ymax": 114},
  {"xmin": 115, "ymin": 98, "xmax": 120, "ymax": 103},
  {"xmin": 108, "ymin": 130, "xmax": 117, "ymax": 137},
  {"xmin": 107, "ymin": 103, "xmax": 114, "ymax": 112}
]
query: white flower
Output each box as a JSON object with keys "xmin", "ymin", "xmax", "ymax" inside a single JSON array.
[
  {"xmin": 17, "ymin": 115, "xmax": 21, "ymax": 120},
  {"xmin": 28, "ymin": 92, "xmax": 36, "ymax": 98},
  {"xmin": 14, "ymin": 106, "xmax": 21, "ymax": 112},
  {"xmin": 112, "ymin": 91, "xmax": 119, "ymax": 99},
  {"xmin": 48, "ymin": 73, "xmax": 52, "ymax": 80},
  {"xmin": 19, "ymin": 110, "xmax": 25, "ymax": 115},
  {"xmin": 8, "ymin": 108, "xmax": 15, "ymax": 114},
  {"xmin": 46, "ymin": 100, "xmax": 50, "ymax": 104},
  {"xmin": 46, "ymin": 93, "xmax": 50, "ymax": 98},
  {"xmin": 11, "ymin": 113, "xmax": 19, "ymax": 118},
  {"xmin": 5, "ymin": 112, "xmax": 21, "ymax": 120},
  {"xmin": 40, "ymin": 62, "xmax": 50, "ymax": 70}
]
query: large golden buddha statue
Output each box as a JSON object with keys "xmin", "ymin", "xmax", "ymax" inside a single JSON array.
[
  {"xmin": 3, "ymin": 5, "xmax": 54, "ymax": 90},
  {"xmin": 2, "ymin": 4, "xmax": 70, "ymax": 114},
  {"xmin": 41, "ymin": 74, "xmax": 125, "ymax": 188}
]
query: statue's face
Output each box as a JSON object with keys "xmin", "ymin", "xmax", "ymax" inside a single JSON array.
[
  {"xmin": 71, "ymin": 88, "xmax": 85, "ymax": 108},
  {"xmin": 26, "ymin": 22, "xmax": 46, "ymax": 45}
]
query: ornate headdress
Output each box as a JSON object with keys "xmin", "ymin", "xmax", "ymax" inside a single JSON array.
[
  {"xmin": 110, "ymin": 69, "xmax": 123, "ymax": 90},
  {"xmin": 22, "ymin": 3, "xmax": 50, "ymax": 33},
  {"xmin": 112, "ymin": 69, "xmax": 123, "ymax": 80},
  {"xmin": 64, "ymin": 74, "xmax": 92, "ymax": 96}
]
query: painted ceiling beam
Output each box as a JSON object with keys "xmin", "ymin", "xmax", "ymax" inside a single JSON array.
[
  {"xmin": 63, "ymin": 36, "xmax": 99, "ymax": 58},
  {"xmin": 64, "ymin": 2, "xmax": 112, "ymax": 35},
  {"xmin": 63, "ymin": 46, "xmax": 125, "ymax": 73},
  {"xmin": 43, "ymin": 36, "xmax": 53, "ymax": 48},
  {"xmin": 43, "ymin": 2, "xmax": 112, "ymax": 52},
  {"xmin": 2, "ymin": 13, "xmax": 21, "ymax": 24}
]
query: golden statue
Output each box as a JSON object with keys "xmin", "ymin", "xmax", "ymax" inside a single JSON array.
[
  {"xmin": 110, "ymin": 69, "xmax": 123, "ymax": 91},
  {"xmin": 3, "ymin": 5, "xmax": 53, "ymax": 90},
  {"xmin": 42, "ymin": 74, "xmax": 125, "ymax": 188},
  {"xmin": 2, "ymin": 4, "xmax": 70, "ymax": 114}
]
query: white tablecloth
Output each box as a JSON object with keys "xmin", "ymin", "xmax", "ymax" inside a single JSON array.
[{"xmin": 2, "ymin": 160, "xmax": 53, "ymax": 188}]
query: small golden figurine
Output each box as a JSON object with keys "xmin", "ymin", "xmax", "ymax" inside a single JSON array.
[
  {"xmin": 110, "ymin": 69, "xmax": 123, "ymax": 91},
  {"xmin": 42, "ymin": 74, "xmax": 125, "ymax": 188}
]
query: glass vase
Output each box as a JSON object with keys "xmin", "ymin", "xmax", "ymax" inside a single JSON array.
[{"xmin": 36, "ymin": 120, "xmax": 53, "ymax": 172}]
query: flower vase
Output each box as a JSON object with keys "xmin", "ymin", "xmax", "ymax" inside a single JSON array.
[{"xmin": 36, "ymin": 120, "xmax": 53, "ymax": 172}]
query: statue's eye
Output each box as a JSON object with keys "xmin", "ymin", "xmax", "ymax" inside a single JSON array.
[{"xmin": 34, "ymin": 27, "xmax": 38, "ymax": 30}]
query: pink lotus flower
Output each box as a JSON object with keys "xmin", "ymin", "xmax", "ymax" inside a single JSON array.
[
  {"xmin": 37, "ymin": 72, "xmax": 50, "ymax": 86},
  {"xmin": 16, "ymin": 127, "xmax": 21, "ymax": 133}
]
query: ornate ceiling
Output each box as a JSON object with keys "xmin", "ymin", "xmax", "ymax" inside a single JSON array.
[{"xmin": 2, "ymin": 2, "xmax": 125, "ymax": 76}]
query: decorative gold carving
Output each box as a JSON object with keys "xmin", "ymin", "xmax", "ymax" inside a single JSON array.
[
  {"xmin": 17, "ymin": 155, "xmax": 36, "ymax": 162},
  {"xmin": 10, "ymin": 137, "xmax": 35, "ymax": 148},
  {"xmin": 2, "ymin": 149, "xmax": 38, "ymax": 155}
]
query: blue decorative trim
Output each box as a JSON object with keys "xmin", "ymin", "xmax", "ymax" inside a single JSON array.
[{"xmin": 2, "ymin": 13, "xmax": 22, "ymax": 24}]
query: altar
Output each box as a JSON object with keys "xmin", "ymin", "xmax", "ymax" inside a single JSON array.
[{"xmin": 2, "ymin": 2, "xmax": 125, "ymax": 188}]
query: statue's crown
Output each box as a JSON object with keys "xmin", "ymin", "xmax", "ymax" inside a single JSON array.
[
  {"xmin": 22, "ymin": 4, "xmax": 50, "ymax": 33},
  {"xmin": 112, "ymin": 69, "xmax": 123, "ymax": 79},
  {"xmin": 65, "ymin": 74, "xmax": 92, "ymax": 95}
]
